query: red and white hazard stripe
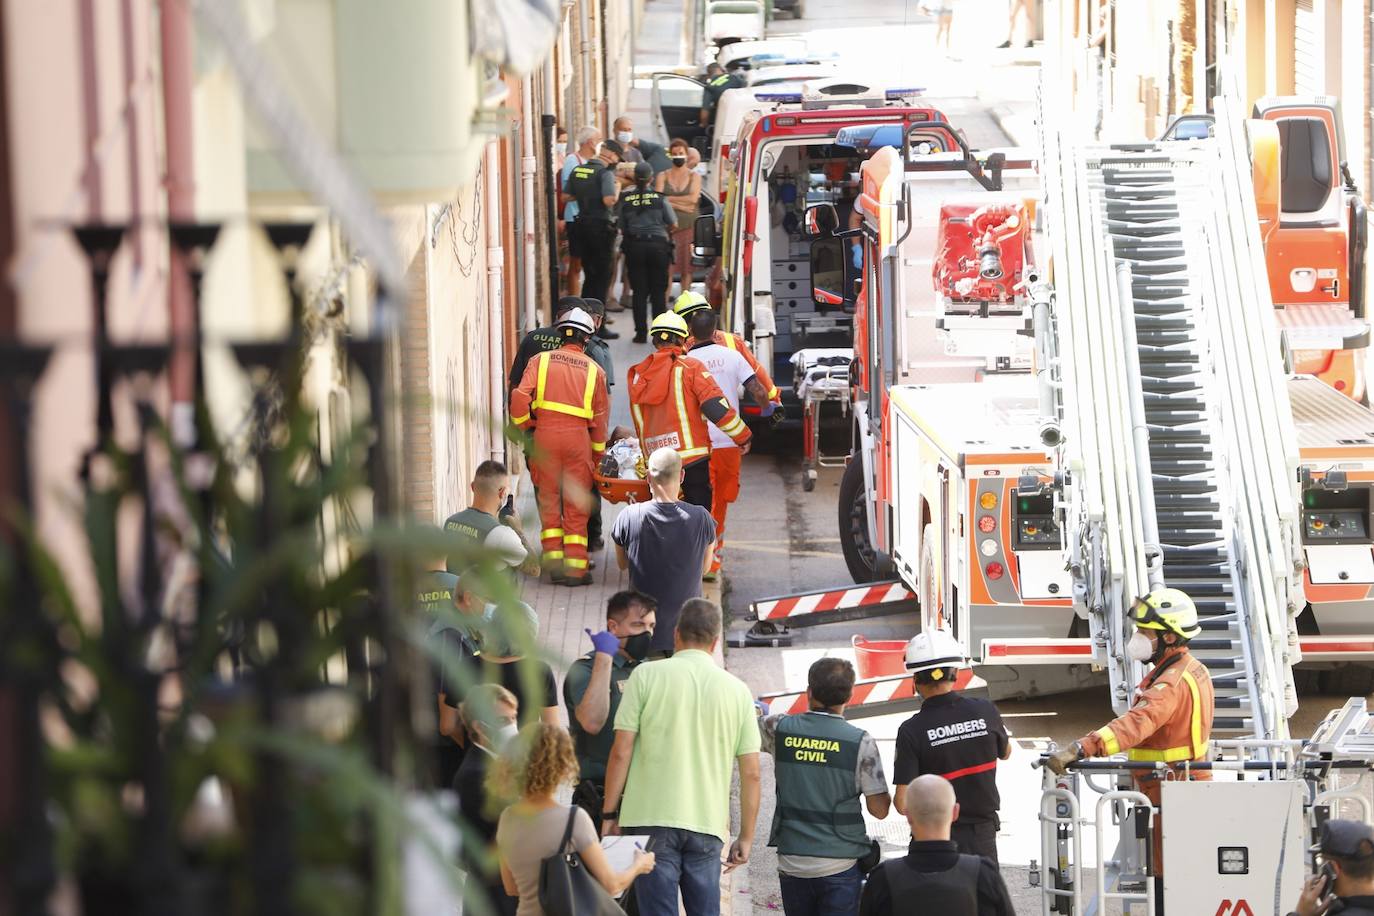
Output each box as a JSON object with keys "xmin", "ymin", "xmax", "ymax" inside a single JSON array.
[
  {"xmin": 754, "ymin": 581, "xmax": 913, "ymax": 621},
  {"xmin": 1299, "ymin": 636, "xmax": 1374, "ymax": 661},
  {"xmin": 759, "ymin": 667, "xmax": 975, "ymax": 715}
]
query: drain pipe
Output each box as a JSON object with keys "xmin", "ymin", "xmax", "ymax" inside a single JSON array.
[
  {"xmin": 578, "ymin": 0, "xmax": 595, "ymax": 126},
  {"xmin": 521, "ymin": 78, "xmax": 539, "ymax": 334},
  {"xmin": 160, "ymin": 0, "xmax": 197, "ymax": 447},
  {"xmin": 484, "ymin": 142, "xmax": 507, "ymax": 461}
]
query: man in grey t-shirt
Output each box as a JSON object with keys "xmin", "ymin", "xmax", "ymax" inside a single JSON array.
[
  {"xmin": 611, "ymin": 448, "xmax": 717, "ymax": 654},
  {"xmin": 760, "ymin": 657, "xmax": 891, "ymax": 914}
]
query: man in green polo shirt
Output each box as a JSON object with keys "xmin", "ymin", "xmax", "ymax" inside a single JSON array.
[
  {"xmin": 601, "ymin": 598, "xmax": 761, "ymax": 916},
  {"xmin": 563, "ymin": 590, "xmax": 658, "ymax": 829}
]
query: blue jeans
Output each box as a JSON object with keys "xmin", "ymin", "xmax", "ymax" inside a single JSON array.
[
  {"xmin": 632, "ymin": 826, "xmax": 724, "ymax": 916},
  {"xmin": 778, "ymin": 865, "xmax": 862, "ymax": 916}
]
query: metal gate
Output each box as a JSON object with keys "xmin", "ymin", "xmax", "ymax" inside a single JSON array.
[{"xmin": 1295, "ymin": 0, "xmax": 1319, "ymax": 95}]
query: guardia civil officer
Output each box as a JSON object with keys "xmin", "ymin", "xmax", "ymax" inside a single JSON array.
[
  {"xmin": 699, "ymin": 63, "xmax": 745, "ymax": 132},
  {"xmin": 565, "ymin": 138, "xmax": 625, "ymax": 306},
  {"xmin": 892, "ymin": 630, "xmax": 1011, "ymax": 863},
  {"xmin": 617, "ymin": 161, "xmax": 677, "ymax": 342}
]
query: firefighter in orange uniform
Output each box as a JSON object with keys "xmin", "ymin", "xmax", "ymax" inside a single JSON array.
[
  {"xmin": 1047, "ymin": 588, "xmax": 1212, "ymax": 883},
  {"xmin": 509, "ymin": 307, "xmax": 609, "ymax": 586},
  {"xmin": 673, "ymin": 291, "xmax": 783, "ymax": 411},
  {"xmin": 627, "ymin": 311, "xmax": 751, "ymax": 508}
]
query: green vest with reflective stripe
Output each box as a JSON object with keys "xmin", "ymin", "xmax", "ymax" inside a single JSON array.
[{"xmin": 769, "ymin": 712, "xmax": 872, "ymax": 859}]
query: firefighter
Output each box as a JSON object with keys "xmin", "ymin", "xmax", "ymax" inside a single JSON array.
[
  {"xmin": 509, "ymin": 307, "xmax": 609, "ymax": 586},
  {"xmin": 617, "ymin": 161, "xmax": 677, "ymax": 342},
  {"xmin": 565, "ymin": 138, "xmax": 625, "ymax": 306},
  {"xmin": 626, "ymin": 311, "xmax": 751, "ymax": 508},
  {"xmin": 893, "ymin": 629, "xmax": 1012, "ymax": 864},
  {"xmin": 699, "ymin": 62, "xmax": 745, "ymax": 131},
  {"xmin": 673, "ymin": 291, "xmax": 783, "ymax": 411},
  {"xmin": 1047, "ymin": 588, "xmax": 1213, "ymax": 885},
  {"xmin": 683, "ymin": 304, "xmax": 771, "ymax": 577}
]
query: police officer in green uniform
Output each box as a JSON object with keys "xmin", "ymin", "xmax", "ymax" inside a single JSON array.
[
  {"xmin": 760, "ymin": 658, "xmax": 891, "ymax": 914},
  {"xmin": 562, "ymin": 590, "xmax": 657, "ymax": 831},
  {"xmin": 418, "ymin": 542, "xmax": 471, "ymax": 789},
  {"xmin": 617, "ymin": 161, "xmax": 677, "ymax": 342},
  {"xmin": 565, "ymin": 138, "xmax": 625, "ymax": 305},
  {"xmin": 700, "ymin": 63, "xmax": 746, "ymax": 134}
]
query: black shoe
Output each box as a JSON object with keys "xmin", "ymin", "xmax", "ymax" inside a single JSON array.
[
  {"xmin": 564, "ymin": 575, "xmax": 592, "ymax": 587},
  {"xmin": 597, "ymin": 327, "xmax": 621, "ymax": 339},
  {"xmin": 996, "ymin": 39, "xmax": 1012, "ymax": 48},
  {"xmin": 632, "ymin": 333, "xmax": 647, "ymax": 343},
  {"xmin": 590, "ymin": 536, "xmax": 605, "ymax": 552},
  {"xmin": 588, "ymin": 557, "xmax": 597, "ymax": 571}
]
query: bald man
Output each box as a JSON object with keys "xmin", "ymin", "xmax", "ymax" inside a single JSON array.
[{"xmin": 858, "ymin": 776, "xmax": 1014, "ymax": 916}]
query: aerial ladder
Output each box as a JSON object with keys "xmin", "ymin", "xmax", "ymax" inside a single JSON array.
[{"xmin": 1030, "ymin": 89, "xmax": 1340, "ymax": 914}]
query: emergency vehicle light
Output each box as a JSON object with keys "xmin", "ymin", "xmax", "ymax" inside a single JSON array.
[
  {"xmin": 978, "ymin": 516, "xmax": 996, "ymax": 534},
  {"xmin": 884, "ymin": 88, "xmax": 924, "ymax": 99},
  {"xmin": 979, "ymin": 492, "xmax": 998, "ymax": 510},
  {"xmin": 755, "ymin": 92, "xmax": 803, "ymax": 103},
  {"xmin": 984, "ymin": 562, "xmax": 1004, "ymax": 580}
]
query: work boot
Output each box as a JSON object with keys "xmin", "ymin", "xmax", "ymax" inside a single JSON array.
[
  {"xmin": 563, "ymin": 573, "xmax": 593, "ymax": 587},
  {"xmin": 597, "ymin": 326, "xmax": 620, "ymax": 340}
]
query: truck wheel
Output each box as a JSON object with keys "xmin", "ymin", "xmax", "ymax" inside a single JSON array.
[{"xmin": 838, "ymin": 456, "xmax": 880, "ymax": 583}]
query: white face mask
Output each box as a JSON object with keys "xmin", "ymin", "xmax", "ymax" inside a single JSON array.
[
  {"xmin": 1125, "ymin": 631, "xmax": 1155, "ymax": 662},
  {"xmin": 616, "ymin": 130, "xmax": 633, "ymax": 144},
  {"xmin": 494, "ymin": 723, "xmax": 519, "ymax": 749},
  {"xmin": 692, "ymin": 163, "xmax": 707, "ymax": 176},
  {"xmin": 594, "ymin": 141, "xmax": 604, "ymax": 156}
]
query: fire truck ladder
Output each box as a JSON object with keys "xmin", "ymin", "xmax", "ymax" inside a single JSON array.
[{"xmin": 1041, "ymin": 98, "xmax": 1302, "ymax": 742}]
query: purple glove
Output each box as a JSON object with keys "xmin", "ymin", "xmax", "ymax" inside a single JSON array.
[
  {"xmin": 586, "ymin": 628, "xmax": 621, "ymax": 656},
  {"xmin": 754, "ymin": 699, "xmax": 770, "ymax": 717}
]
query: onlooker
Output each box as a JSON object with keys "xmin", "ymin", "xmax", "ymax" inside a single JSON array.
[
  {"xmin": 997, "ymin": 0, "xmax": 1034, "ymax": 48},
  {"xmin": 444, "ymin": 461, "xmax": 511, "ymax": 573},
  {"xmin": 561, "ymin": 126, "xmax": 601, "ymax": 297},
  {"xmin": 601, "ymin": 599, "xmax": 761, "ymax": 916},
  {"xmin": 919, "ymin": 1, "xmax": 957, "ymax": 53},
  {"xmin": 1291, "ymin": 819, "xmax": 1374, "ymax": 916},
  {"xmin": 859, "ymin": 775, "xmax": 1014, "ymax": 915},
  {"xmin": 476, "ymin": 599, "xmax": 561, "ymax": 728},
  {"xmin": 613, "ymin": 115, "xmax": 671, "ymax": 173},
  {"xmin": 431, "ymin": 569, "xmax": 493, "ymax": 783},
  {"xmin": 656, "ymin": 138, "xmax": 703, "ymax": 296},
  {"xmin": 563, "ymin": 590, "xmax": 659, "ymax": 829},
  {"xmin": 761, "ymin": 658, "xmax": 891, "ymax": 916},
  {"xmin": 417, "ymin": 536, "xmax": 470, "ymax": 789},
  {"xmin": 496, "ymin": 723, "xmax": 655, "ymax": 915},
  {"xmin": 611, "ymin": 448, "xmax": 718, "ymax": 654},
  {"xmin": 456, "ymin": 684, "xmax": 521, "ymax": 916}
]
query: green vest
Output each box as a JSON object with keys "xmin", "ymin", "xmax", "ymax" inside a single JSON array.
[
  {"xmin": 769, "ymin": 712, "xmax": 872, "ymax": 859},
  {"xmin": 568, "ymin": 161, "xmax": 612, "ymax": 221}
]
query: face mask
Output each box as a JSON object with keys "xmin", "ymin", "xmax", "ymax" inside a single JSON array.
[
  {"xmin": 616, "ymin": 130, "xmax": 633, "ymax": 144},
  {"xmin": 1125, "ymin": 631, "xmax": 1155, "ymax": 663},
  {"xmin": 671, "ymin": 156, "xmax": 687, "ymax": 167},
  {"xmin": 622, "ymin": 630, "xmax": 654, "ymax": 661},
  {"xmin": 594, "ymin": 142, "xmax": 604, "ymax": 156},
  {"xmin": 692, "ymin": 163, "xmax": 707, "ymax": 176},
  {"xmin": 494, "ymin": 722, "xmax": 519, "ymax": 749}
]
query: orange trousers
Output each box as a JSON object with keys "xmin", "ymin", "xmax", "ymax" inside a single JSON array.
[
  {"xmin": 529, "ymin": 425, "xmax": 595, "ymax": 579},
  {"xmin": 708, "ymin": 446, "xmax": 742, "ymax": 545}
]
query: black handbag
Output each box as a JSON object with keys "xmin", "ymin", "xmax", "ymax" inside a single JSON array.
[{"xmin": 538, "ymin": 807, "xmax": 626, "ymax": 916}]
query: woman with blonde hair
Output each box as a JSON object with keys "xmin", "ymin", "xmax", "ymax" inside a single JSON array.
[{"xmin": 495, "ymin": 723, "xmax": 655, "ymax": 915}]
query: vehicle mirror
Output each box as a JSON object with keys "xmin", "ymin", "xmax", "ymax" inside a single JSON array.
[
  {"xmin": 810, "ymin": 236, "xmax": 847, "ymax": 309},
  {"xmin": 803, "ymin": 203, "xmax": 838, "ymax": 238},
  {"xmin": 692, "ymin": 214, "xmax": 719, "ymax": 262}
]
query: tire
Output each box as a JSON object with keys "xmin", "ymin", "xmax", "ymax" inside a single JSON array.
[
  {"xmin": 838, "ymin": 455, "xmax": 880, "ymax": 583},
  {"xmin": 919, "ymin": 522, "xmax": 940, "ymax": 631},
  {"xmin": 1319, "ymin": 664, "xmax": 1374, "ymax": 696}
]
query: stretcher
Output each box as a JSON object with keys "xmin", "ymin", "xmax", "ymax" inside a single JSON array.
[
  {"xmin": 594, "ymin": 471, "xmax": 650, "ymax": 504},
  {"xmin": 790, "ymin": 347, "xmax": 853, "ymax": 491},
  {"xmin": 595, "ymin": 439, "xmax": 651, "ymax": 504}
]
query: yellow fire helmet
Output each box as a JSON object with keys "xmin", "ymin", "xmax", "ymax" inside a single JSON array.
[
  {"xmin": 672, "ymin": 290, "xmax": 711, "ymax": 317},
  {"xmin": 649, "ymin": 310, "xmax": 690, "ymax": 340},
  {"xmin": 1130, "ymin": 587, "xmax": 1201, "ymax": 640}
]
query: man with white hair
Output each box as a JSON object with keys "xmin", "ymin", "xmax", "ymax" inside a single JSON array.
[
  {"xmin": 611, "ymin": 447, "xmax": 718, "ymax": 655},
  {"xmin": 858, "ymin": 775, "xmax": 1014, "ymax": 916}
]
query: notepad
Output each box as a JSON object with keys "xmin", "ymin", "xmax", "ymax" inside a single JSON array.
[{"xmin": 601, "ymin": 834, "xmax": 652, "ymax": 872}]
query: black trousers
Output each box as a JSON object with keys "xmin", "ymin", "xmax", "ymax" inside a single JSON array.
[
  {"xmin": 624, "ymin": 236, "xmax": 672, "ymax": 336},
  {"xmin": 951, "ymin": 819, "xmax": 999, "ymax": 864},
  {"xmin": 576, "ymin": 220, "xmax": 617, "ymax": 305},
  {"xmin": 682, "ymin": 458, "xmax": 713, "ymax": 509}
]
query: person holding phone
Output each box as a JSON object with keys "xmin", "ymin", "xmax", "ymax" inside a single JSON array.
[{"xmin": 1291, "ymin": 819, "xmax": 1374, "ymax": 916}]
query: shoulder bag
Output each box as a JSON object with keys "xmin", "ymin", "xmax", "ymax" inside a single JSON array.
[{"xmin": 537, "ymin": 806, "xmax": 626, "ymax": 916}]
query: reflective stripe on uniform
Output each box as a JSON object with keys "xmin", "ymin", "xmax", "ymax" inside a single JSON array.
[
  {"xmin": 511, "ymin": 412, "xmax": 531, "ymax": 426},
  {"xmin": 673, "ymin": 365, "xmax": 695, "ymax": 452},
  {"xmin": 533, "ymin": 351, "xmax": 597, "ymax": 419},
  {"xmin": 564, "ymin": 557, "xmax": 589, "ymax": 569},
  {"xmin": 541, "ymin": 528, "xmax": 565, "ymax": 540},
  {"xmin": 940, "ymin": 760, "xmax": 998, "ymax": 781},
  {"xmin": 1096, "ymin": 726, "xmax": 1121, "ymax": 756},
  {"xmin": 592, "ymin": 441, "xmax": 606, "ymax": 452},
  {"xmin": 719, "ymin": 414, "xmax": 746, "ymax": 437},
  {"xmin": 544, "ymin": 550, "xmax": 565, "ymax": 560},
  {"xmin": 723, "ymin": 335, "xmax": 738, "ymax": 351},
  {"xmin": 680, "ymin": 446, "xmax": 711, "ymax": 460},
  {"xmin": 767, "ymin": 386, "xmax": 780, "ymax": 400},
  {"xmin": 1125, "ymin": 669, "xmax": 1209, "ymax": 762},
  {"xmin": 563, "ymin": 534, "xmax": 589, "ymax": 546}
]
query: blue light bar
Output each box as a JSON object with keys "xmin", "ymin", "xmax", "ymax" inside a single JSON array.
[
  {"xmin": 884, "ymin": 88, "xmax": 924, "ymax": 98},
  {"xmin": 755, "ymin": 92, "xmax": 804, "ymax": 103}
]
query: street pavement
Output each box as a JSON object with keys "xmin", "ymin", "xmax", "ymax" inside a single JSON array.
[{"xmin": 518, "ymin": 1, "xmax": 1373, "ymax": 913}]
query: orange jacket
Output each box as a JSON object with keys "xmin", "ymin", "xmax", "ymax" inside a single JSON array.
[
  {"xmin": 509, "ymin": 344, "xmax": 609, "ymax": 452},
  {"xmin": 714, "ymin": 330, "xmax": 780, "ymax": 404},
  {"xmin": 627, "ymin": 346, "xmax": 751, "ymax": 464},
  {"xmin": 1078, "ymin": 647, "xmax": 1214, "ymax": 768}
]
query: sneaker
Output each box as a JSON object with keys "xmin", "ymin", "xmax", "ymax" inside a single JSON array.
[
  {"xmin": 605, "ymin": 298, "xmax": 627, "ymax": 313},
  {"xmin": 996, "ymin": 39, "xmax": 1012, "ymax": 48}
]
